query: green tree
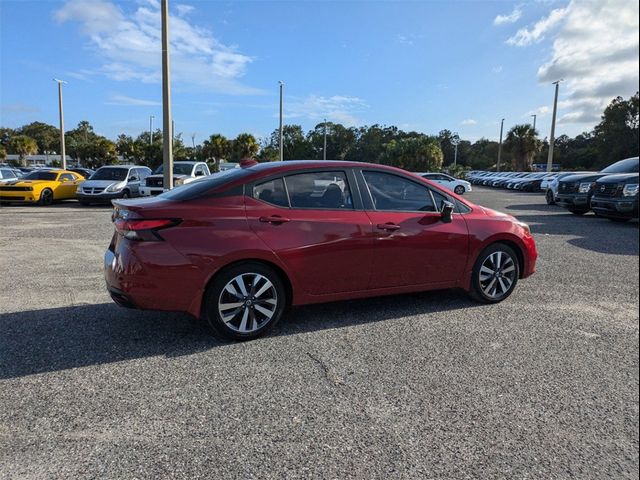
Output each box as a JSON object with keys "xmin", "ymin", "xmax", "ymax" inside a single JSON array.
[
  {"xmin": 18, "ymin": 122, "xmax": 60, "ymax": 155},
  {"xmin": 381, "ymin": 135, "xmax": 443, "ymax": 171},
  {"xmin": 0, "ymin": 127, "xmax": 16, "ymax": 148},
  {"xmin": 202, "ymin": 134, "xmax": 231, "ymax": 171},
  {"xmin": 7, "ymin": 135, "xmax": 38, "ymax": 166},
  {"xmin": 0, "ymin": 145, "xmax": 6, "ymax": 161},
  {"xmin": 504, "ymin": 124, "xmax": 540, "ymax": 171},
  {"xmin": 593, "ymin": 92, "xmax": 639, "ymax": 168},
  {"xmin": 230, "ymin": 133, "xmax": 259, "ymax": 161},
  {"xmin": 346, "ymin": 124, "xmax": 399, "ymax": 163}
]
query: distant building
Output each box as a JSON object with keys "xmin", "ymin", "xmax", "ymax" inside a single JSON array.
[{"xmin": 5, "ymin": 154, "xmax": 73, "ymax": 167}]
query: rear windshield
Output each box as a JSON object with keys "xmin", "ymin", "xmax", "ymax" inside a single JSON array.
[
  {"xmin": 158, "ymin": 168, "xmax": 251, "ymax": 201},
  {"xmin": 23, "ymin": 171, "xmax": 58, "ymax": 181},
  {"xmin": 90, "ymin": 168, "xmax": 128, "ymax": 181},
  {"xmin": 601, "ymin": 157, "xmax": 639, "ymax": 174}
]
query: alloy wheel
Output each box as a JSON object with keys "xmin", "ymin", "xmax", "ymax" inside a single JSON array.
[
  {"xmin": 454, "ymin": 186, "xmax": 465, "ymax": 195},
  {"xmin": 478, "ymin": 251, "xmax": 516, "ymax": 300},
  {"xmin": 217, "ymin": 273, "xmax": 278, "ymax": 333}
]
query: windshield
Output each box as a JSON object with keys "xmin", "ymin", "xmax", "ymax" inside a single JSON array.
[
  {"xmin": 23, "ymin": 171, "xmax": 58, "ymax": 181},
  {"xmin": 90, "ymin": 168, "xmax": 128, "ymax": 181},
  {"xmin": 601, "ymin": 157, "xmax": 639, "ymax": 174},
  {"xmin": 153, "ymin": 164, "xmax": 195, "ymax": 175},
  {"xmin": 159, "ymin": 168, "xmax": 252, "ymax": 201}
]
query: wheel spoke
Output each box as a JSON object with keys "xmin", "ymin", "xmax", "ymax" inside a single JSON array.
[
  {"xmin": 238, "ymin": 308, "xmax": 249, "ymax": 332},
  {"xmin": 254, "ymin": 304, "xmax": 275, "ymax": 319},
  {"xmin": 219, "ymin": 302, "xmax": 243, "ymax": 311},
  {"xmin": 224, "ymin": 283, "xmax": 242, "ymax": 299},
  {"xmin": 254, "ymin": 278, "xmax": 274, "ymax": 298},
  {"xmin": 221, "ymin": 307, "xmax": 242, "ymax": 323},
  {"xmin": 235, "ymin": 275, "xmax": 248, "ymax": 296},
  {"xmin": 480, "ymin": 265, "xmax": 494, "ymax": 280},
  {"xmin": 497, "ymin": 277, "xmax": 508, "ymax": 294},
  {"xmin": 502, "ymin": 264, "xmax": 515, "ymax": 274},
  {"xmin": 249, "ymin": 309, "xmax": 258, "ymax": 331},
  {"xmin": 495, "ymin": 251, "xmax": 503, "ymax": 268},
  {"xmin": 483, "ymin": 277, "xmax": 497, "ymax": 295}
]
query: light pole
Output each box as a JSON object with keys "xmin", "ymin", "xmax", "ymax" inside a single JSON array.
[
  {"xmin": 323, "ymin": 119, "xmax": 327, "ymax": 160},
  {"xmin": 547, "ymin": 80, "xmax": 562, "ymax": 173},
  {"xmin": 278, "ymin": 81, "xmax": 284, "ymax": 161},
  {"xmin": 161, "ymin": 0, "xmax": 174, "ymax": 189},
  {"xmin": 451, "ymin": 133, "xmax": 460, "ymax": 167},
  {"xmin": 53, "ymin": 79, "xmax": 67, "ymax": 169},
  {"xmin": 497, "ymin": 118, "xmax": 505, "ymax": 172},
  {"xmin": 531, "ymin": 114, "xmax": 537, "ymax": 132},
  {"xmin": 191, "ymin": 134, "xmax": 196, "ymax": 149},
  {"xmin": 149, "ymin": 115, "xmax": 154, "ymax": 144}
]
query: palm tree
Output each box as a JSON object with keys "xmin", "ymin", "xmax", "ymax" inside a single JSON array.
[
  {"xmin": 7, "ymin": 135, "xmax": 38, "ymax": 167},
  {"xmin": 505, "ymin": 124, "xmax": 540, "ymax": 171},
  {"xmin": 202, "ymin": 134, "xmax": 231, "ymax": 171}
]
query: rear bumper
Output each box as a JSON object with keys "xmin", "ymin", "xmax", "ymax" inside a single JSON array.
[
  {"xmin": 591, "ymin": 196, "xmax": 638, "ymax": 218},
  {"xmin": 78, "ymin": 191, "xmax": 125, "ymax": 203}
]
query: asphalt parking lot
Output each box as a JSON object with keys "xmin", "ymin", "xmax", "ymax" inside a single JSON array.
[{"xmin": 1, "ymin": 188, "xmax": 638, "ymax": 479}]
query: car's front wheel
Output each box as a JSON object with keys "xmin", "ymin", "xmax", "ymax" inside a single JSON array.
[
  {"xmin": 545, "ymin": 190, "xmax": 555, "ymax": 205},
  {"xmin": 454, "ymin": 185, "xmax": 465, "ymax": 195},
  {"xmin": 469, "ymin": 243, "xmax": 520, "ymax": 303},
  {"xmin": 39, "ymin": 188, "xmax": 53, "ymax": 206},
  {"xmin": 204, "ymin": 262, "xmax": 286, "ymax": 341}
]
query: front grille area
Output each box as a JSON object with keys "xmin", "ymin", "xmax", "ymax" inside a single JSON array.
[
  {"xmin": 559, "ymin": 182, "xmax": 578, "ymax": 194},
  {"xmin": 0, "ymin": 186, "xmax": 31, "ymax": 191},
  {"xmin": 0, "ymin": 195, "xmax": 25, "ymax": 201},
  {"xmin": 146, "ymin": 178, "xmax": 164, "ymax": 187},
  {"xmin": 83, "ymin": 187, "xmax": 105, "ymax": 194},
  {"xmin": 594, "ymin": 183, "xmax": 620, "ymax": 197}
]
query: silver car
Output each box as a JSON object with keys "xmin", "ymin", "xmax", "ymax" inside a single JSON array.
[{"xmin": 77, "ymin": 165, "xmax": 151, "ymax": 205}]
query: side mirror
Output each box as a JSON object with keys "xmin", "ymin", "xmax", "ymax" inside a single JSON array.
[
  {"xmin": 129, "ymin": 176, "xmax": 138, "ymax": 182},
  {"xmin": 440, "ymin": 201, "xmax": 455, "ymax": 223}
]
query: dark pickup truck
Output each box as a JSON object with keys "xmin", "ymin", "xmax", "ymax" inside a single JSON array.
[
  {"xmin": 556, "ymin": 157, "xmax": 639, "ymax": 214},
  {"xmin": 590, "ymin": 173, "xmax": 639, "ymax": 222}
]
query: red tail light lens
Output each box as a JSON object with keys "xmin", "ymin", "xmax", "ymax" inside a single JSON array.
[{"xmin": 115, "ymin": 218, "xmax": 181, "ymax": 241}]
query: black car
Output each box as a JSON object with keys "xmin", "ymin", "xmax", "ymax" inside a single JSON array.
[
  {"xmin": 69, "ymin": 167, "xmax": 95, "ymax": 179},
  {"xmin": 556, "ymin": 157, "xmax": 639, "ymax": 214},
  {"xmin": 590, "ymin": 173, "xmax": 639, "ymax": 222}
]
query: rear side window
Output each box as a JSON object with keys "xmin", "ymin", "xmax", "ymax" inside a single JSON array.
[
  {"xmin": 363, "ymin": 171, "xmax": 435, "ymax": 212},
  {"xmin": 284, "ymin": 171, "xmax": 353, "ymax": 210},
  {"xmin": 254, "ymin": 178, "xmax": 289, "ymax": 207},
  {"xmin": 59, "ymin": 173, "xmax": 75, "ymax": 182}
]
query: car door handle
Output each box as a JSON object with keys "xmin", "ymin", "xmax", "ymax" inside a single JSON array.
[
  {"xmin": 259, "ymin": 215, "xmax": 290, "ymax": 224},
  {"xmin": 376, "ymin": 222, "xmax": 401, "ymax": 231}
]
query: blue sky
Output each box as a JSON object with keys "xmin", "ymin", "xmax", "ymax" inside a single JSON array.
[{"xmin": 1, "ymin": 0, "xmax": 638, "ymax": 145}]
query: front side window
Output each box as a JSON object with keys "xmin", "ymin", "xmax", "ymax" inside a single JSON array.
[
  {"xmin": 285, "ymin": 171, "xmax": 353, "ymax": 209},
  {"xmin": 254, "ymin": 178, "xmax": 289, "ymax": 207},
  {"xmin": 363, "ymin": 171, "xmax": 435, "ymax": 212},
  {"xmin": 23, "ymin": 171, "xmax": 58, "ymax": 181}
]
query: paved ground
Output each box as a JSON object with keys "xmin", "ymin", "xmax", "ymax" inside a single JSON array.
[{"xmin": 0, "ymin": 189, "xmax": 638, "ymax": 479}]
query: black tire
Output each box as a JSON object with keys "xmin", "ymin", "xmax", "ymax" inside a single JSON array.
[
  {"xmin": 469, "ymin": 243, "xmax": 520, "ymax": 304},
  {"xmin": 454, "ymin": 185, "xmax": 465, "ymax": 195},
  {"xmin": 121, "ymin": 190, "xmax": 130, "ymax": 199},
  {"xmin": 545, "ymin": 190, "xmax": 555, "ymax": 205},
  {"xmin": 204, "ymin": 262, "xmax": 286, "ymax": 341},
  {"xmin": 568, "ymin": 208, "xmax": 588, "ymax": 215},
  {"xmin": 39, "ymin": 188, "xmax": 53, "ymax": 206},
  {"xmin": 79, "ymin": 200, "xmax": 91, "ymax": 206}
]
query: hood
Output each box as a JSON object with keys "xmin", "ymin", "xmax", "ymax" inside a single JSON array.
[
  {"xmin": 81, "ymin": 179, "xmax": 122, "ymax": 188},
  {"xmin": 559, "ymin": 173, "xmax": 606, "ymax": 183},
  {"xmin": 595, "ymin": 173, "xmax": 639, "ymax": 185}
]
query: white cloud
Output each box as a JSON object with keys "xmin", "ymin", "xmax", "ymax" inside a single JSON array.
[
  {"xmin": 494, "ymin": 7, "xmax": 522, "ymax": 26},
  {"xmin": 106, "ymin": 95, "xmax": 161, "ymax": 106},
  {"xmin": 285, "ymin": 95, "xmax": 368, "ymax": 127},
  {"xmin": 534, "ymin": 0, "xmax": 639, "ymax": 127},
  {"xmin": 461, "ymin": 119, "xmax": 477, "ymax": 125},
  {"xmin": 492, "ymin": 65, "xmax": 503, "ymax": 73},
  {"xmin": 175, "ymin": 4, "xmax": 194, "ymax": 16},
  {"xmin": 528, "ymin": 106, "xmax": 550, "ymax": 117},
  {"xmin": 507, "ymin": 7, "xmax": 568, "ymax": 46},
  {"xmin": 54, "ymin": 0, "xmax": 259, "ymax": 95}
]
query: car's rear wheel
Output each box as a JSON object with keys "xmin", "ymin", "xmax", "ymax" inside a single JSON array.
[
  {"xmin": 469, "ymin": 243, "xmax": 519, "ymax": 303},
  {"xmin": 545, "ymin": 190, "xmax": 555, "ymax": 205},
  {"xmin": 39, "ymin": 188, "xmax": 53, "ymax": 206},
  {"xmin": 204, "ymin": 262, "xmax": 286, "ymax": 341},
  {"xmin": 454, "ymin": 185, "xmax": 465, "ymax": 195}
]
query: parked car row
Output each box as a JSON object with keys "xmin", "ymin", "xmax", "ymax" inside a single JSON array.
[
  {"xmin": 0, "ymin": 161, "xmax": 213, "ymax": 206},
  {"xmin": 467, "ymin": 171, "xmax": 557, "ymax": 192}
]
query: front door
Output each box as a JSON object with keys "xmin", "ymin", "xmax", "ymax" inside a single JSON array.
[
  {"xmin": 359, "ymin": 170, "xmax": 469, "ymax": 289},
  {"xmin": 246, "ymin": 170, "xmax": 374, "ymax": 296}
]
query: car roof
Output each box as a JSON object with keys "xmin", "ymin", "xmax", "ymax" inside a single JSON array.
[
  {"xmin": 96, "ymin": 165, "xmax": 148, "ymax": 169},
  {"xmin": 242, "ymin": 160, "xmax": 424, "ymax": 177}
]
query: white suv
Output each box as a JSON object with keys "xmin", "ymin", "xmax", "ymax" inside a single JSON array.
[{"xmin": 140, "ymin": 161, "xmax": 211, "ymax": 196}]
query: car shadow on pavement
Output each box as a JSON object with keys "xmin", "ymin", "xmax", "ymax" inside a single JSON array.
[
  {"xmin": 514, "ymin": 212, "xmax": 639, "ymax": 256},
  {"xmin": 0, "ymin": 290, "xmax": 477, "ymax": 380}
]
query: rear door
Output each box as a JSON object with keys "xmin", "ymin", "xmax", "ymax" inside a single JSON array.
[
  {"xmin": 246, "ymin": 169, "xmax": 374, "ymax": 295},
  {"xmin": 359, "ymin": 169, "xmax": 469, "ymax": 289}
]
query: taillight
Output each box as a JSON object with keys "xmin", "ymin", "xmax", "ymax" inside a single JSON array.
[{"xmin": 114, "ymin": 218, "xmax": 181, "ymax": 241}]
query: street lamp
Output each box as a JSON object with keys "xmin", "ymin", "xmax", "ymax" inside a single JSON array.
[
  {"xmin": 497, "ymin": 118, "xmax": 505, "ymax": 172},
  {"xmin": 323, "ymin": 119, "xmax": 328, "ymax": 161},
  {"xmin": 278, "ymin": 81, "xmax": 284, "ymax": 161},
  {"xmin": 161, "ymin": 0, "xmax": 174, "ymax": 189},
  {"xmin": 547, "ymin": 79, "xmax": 563, "ymax": 173},
  {"xmin": 451, "ymin": 133, "xmax": 460, "ymax": 167},
  {"xmin": 53, "ymin": 78, "xmax": 67, "ymax": 170},
  {"xmin": 531, "ymin": 114, "xmax": 537, "ymax": 132},
  {"xmin": 149, "ymin": 115, "xmax": 155, "ymax": 144}
]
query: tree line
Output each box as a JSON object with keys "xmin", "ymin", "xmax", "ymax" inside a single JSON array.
[{"xmin": 1, "ymin": 92, "xmax": 637, "ymax": 173}]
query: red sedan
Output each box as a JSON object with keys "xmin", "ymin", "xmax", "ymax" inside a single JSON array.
[{"xmin": 105, "ymin": 161, "xmax": 537, "ymax": 340}]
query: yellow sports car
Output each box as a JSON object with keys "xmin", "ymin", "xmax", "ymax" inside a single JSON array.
[{"xmin": 0, "ymin": 169, "xmax": 84, "ymax": 205}]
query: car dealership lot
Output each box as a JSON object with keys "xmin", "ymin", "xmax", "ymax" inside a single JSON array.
[{"xmin": 0, "ymin": 190, "xmax": 638, "ymax": 479}]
